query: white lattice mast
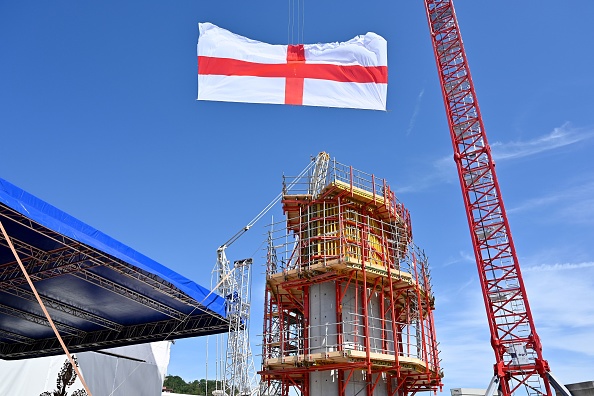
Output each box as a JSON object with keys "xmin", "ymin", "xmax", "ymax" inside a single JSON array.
[
  {"xmin": 211, "ymin": 154, "xmax": 323, "ymax": 396},
  {"xmin": 214, "ymin": 248, "xmax": 258, "ymax": 396}
]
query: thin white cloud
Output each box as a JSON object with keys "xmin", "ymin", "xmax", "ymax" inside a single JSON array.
[
  {"xmin": 491, "ymin": 122, "xmax": 594, "ymax": 161},
  {"xmin": 435, "ymin": 286, "xmax": 495, "ymax": 389},
  {"xmin": 396, "ymin": 123, "xmax": 594, "ymax": 196},
  {"xmin": 523, "ymin": 261, "xmax": 594, "ymax": 272},
  {"xmin": 443, "ymin": 250, "xmax": 475, "ymax": 267},
  {"xmin": 525, "ymin": 263, "xmax": 594, "ymax": 329},
  {"xmin": 405, "ymin": 88, "xmax": 425, "ymax": 136},
  {"xmin": 507, "ymin": 193, "xmax": 563, "ymax": 214},
  {"xmin": 507, "ymin": 180, "xmax": 594, "ymax": 226},
  {"xmin": 558, "ymin": 198, "xmax": 594, "ymax": 225},
  {"xmin": 395, "ymin": 154, "xmax": 456, "ymax": 193},
  {"xmin": 398, "ymin": 123, "xmax": 592, "ymax": 194},
  {"xmin": 436, "ymin": 262, "xmax": 594, "ymax": 389}
]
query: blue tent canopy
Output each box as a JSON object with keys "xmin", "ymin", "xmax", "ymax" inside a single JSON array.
[{"xmin": 0, "ymin": 177, "xmax": 228, "ymax": 360}]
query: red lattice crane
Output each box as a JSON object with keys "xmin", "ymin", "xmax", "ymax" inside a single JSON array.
[{"xmin": 423, "ymin": 2, "xmax": 572, "ymax": 396}]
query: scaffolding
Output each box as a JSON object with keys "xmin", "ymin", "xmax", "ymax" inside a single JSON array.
[
  {"xmin": 260, "ymin": 156, "xmax": 442, "ymax": 396},
  {"xmin": 213, "ymin": 250, "xmax": 258, "ymax": 396}
]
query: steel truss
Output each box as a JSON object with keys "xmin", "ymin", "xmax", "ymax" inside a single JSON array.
[
  {"xmin": 423, "ymin": 2, "xmax": 566, "ymax": 396},
  {"xmin": 214, "ymin": 249, "xmax": 258, "ymax": 396},
  {"xmin": 0, "ymin": 285, "xmax": 123, "ymax": 331},
  {"xmin": 0, "ymin": 204, "xmax": 229, "ymax": 360},
  {"xmin": 0, "ymin": 302, "xmax": 85, "ymax": 337},
  {"xmin": 0, "ymin": 313, "xmax": 228, "ymax": 359},
  {"xmin": 0, "ymin": 208, "xmax": 200, "ymax": 307}
]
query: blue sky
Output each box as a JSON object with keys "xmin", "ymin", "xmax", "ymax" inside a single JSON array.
[{"xmin": 1, "ymin": 0, "xmax": 593, "ymax": 392}]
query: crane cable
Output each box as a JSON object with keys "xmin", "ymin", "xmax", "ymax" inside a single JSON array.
[
  {"xmin": 288, "ymin": 0, "xmax": 305, "ymax": 45},
  {"xmin": 220, "ymin": 157, "xmax": 316, "ymax": 249}
]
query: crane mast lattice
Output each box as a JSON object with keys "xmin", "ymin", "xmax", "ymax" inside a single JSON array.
[
  {"xmin": 423, "ymin": 2, "xmax": 571, "ymax": 396},
  {"xmin": 213, "ymin": 158, "xmax": 319, "ymax": 396},
  {"xmin": 214, "ymin": 249, "xmax": 258, "ymax": 396}
]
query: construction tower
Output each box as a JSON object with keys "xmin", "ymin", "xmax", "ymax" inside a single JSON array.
[{"xmin": 260, "ymin": 153, "xmax": 443, "ymax": 396}]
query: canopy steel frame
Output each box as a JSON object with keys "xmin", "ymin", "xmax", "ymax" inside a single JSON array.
[
  {"xmin": 0, "ymin": 184, "xmax": 229, "ymax": 360},
  {"xmin": 0, "ymin": 302, "xmax": 86, "ymax": 337},
  {"xmin": 1, "ymin": 313, "xmax": 228, "ymax": 359},
  {"xmin": 0, "ymin": 207, "xmax": 201, "ymax": 307},
  {"xmin": 0, "ymin": 231, "xmax": 193, "ymax": 323},
  {"xmin": 0, "ymin": 285, "xmax": 123, "ymax": 331}
]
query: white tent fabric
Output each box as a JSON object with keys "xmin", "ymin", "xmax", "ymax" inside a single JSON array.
[{"xmin": 0, "ymin": 341, "xmax": 171, "ymax": 396}]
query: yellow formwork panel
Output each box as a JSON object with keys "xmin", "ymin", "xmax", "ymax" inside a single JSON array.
[
  {"xmin": 297, "ymin": 201, "xmax": 402, "ymax": 269},
  {"xmin": 283, "ymin": 182, "xmax": 410, "ymax": 271},
  {"xmin": 330, "ymin": 180, "xmax": 387, "ymax": 206}
]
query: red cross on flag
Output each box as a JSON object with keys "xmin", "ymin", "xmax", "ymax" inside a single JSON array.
[{"xmin": 197, "ymin": 23, "xmax": 388, "ymax": 111}]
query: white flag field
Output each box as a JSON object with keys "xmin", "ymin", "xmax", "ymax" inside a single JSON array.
[{"xmin": 197, "ymin": 23, "xmax": 388, "ymax": 111}]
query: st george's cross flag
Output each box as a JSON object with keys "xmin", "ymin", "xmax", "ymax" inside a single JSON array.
[{"xmin": 197, "ymin": 23, "xmax": 388, "ymax": 110}]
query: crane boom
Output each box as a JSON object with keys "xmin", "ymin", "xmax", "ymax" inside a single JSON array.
[
  {"xmin": 423, "ymin": 2, "xmax": 570, "ymax": 396},
  {"xmin": 213, "ymin": 153, "xmax": 328, "ymax": 396}
]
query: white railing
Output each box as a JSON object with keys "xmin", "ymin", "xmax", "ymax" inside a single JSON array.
[{"xmin": 282, "ymin": 158, "xmax": 412, "ymax": 233}]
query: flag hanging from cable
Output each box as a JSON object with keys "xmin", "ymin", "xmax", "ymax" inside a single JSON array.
[{"xmin": 197, "ymin": 23, "xmax": 388, "ymax": 111}]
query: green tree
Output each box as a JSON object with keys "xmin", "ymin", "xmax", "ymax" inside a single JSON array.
[{"xmin": 163, "ymin": 375, "xmax": 223, "ymax": 395}]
